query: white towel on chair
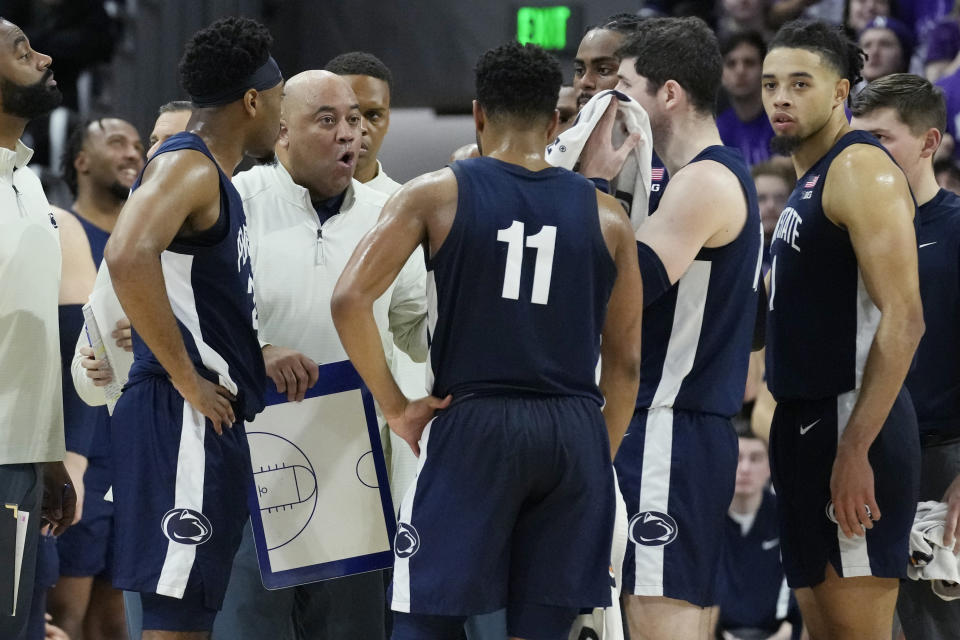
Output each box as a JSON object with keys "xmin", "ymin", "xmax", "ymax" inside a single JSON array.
[{"xmin": 545, "ymin": 89, "xmax": 653, "ymax": 229}]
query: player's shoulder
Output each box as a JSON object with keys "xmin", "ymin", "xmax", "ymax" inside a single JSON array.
[
  {"xmin": 825, "ymin": 142, "xmax": 909, "ymax": 203},
  {"xmin": 136, "ymin": 147, "xmax": 221, "ymax": 210},
  {"xmin": 392, "ymin": 167, "xmax": 457, "ymax": 209},
  {"xmin": 659, "ymin": 157, "xmax": 745, "ymax": 223},
  {"xmin": 141, "ymin": 146, "xmax": 220, "ymax": 188},
  {"xmin": 672, "ymin": 157, "xmax": 743, "ymax": 198},
  {"xmin": 50, "ymin": 205, "xmax": 84, "ymax": 235},
  {"xmin": 595, "ymin": 190, "xmax": 635, "ymax": 250},
  {"xmin": 829, "ymin": 141, "xmax": 900, "ymax": 178}
]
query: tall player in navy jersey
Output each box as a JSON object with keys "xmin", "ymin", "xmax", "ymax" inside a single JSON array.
[
  {"xmin": 851, "ymin": 74, "xmax": 960, "ymax": 640},
  {"xmin": 763, "ymin": 21, "xmax": 924, "ymax": 640},
  {"xmin": 332, "ymin": 42, "xmax": 643, "ymax": 640},
  {"xmin": 103, "ymin": 17, "xmax": 283, "ymax": 638},
  {"xmin": 581, "ymin": 17, "xmax": 763, "ymax": 640}
]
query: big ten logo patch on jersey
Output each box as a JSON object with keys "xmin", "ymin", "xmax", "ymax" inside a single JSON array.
[
  {"xmin": 773, "ymin": 207, "xmax": 802, "ymax": 252},
  {"xmin": 237, "ymin": 223, "xmax": 251, "ymax": 272},
  {"xmin": 394, "ymin": 521, "xmax": 421, "ymax": 558},
  {"xmin": 628, "ymin": 511, "xmax": 678, "ymax": 547},
  {"xmin": 161, "ymin": 508, "xmax": 213, "ymax": 545}
]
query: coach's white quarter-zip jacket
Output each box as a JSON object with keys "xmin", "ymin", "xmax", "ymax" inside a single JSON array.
[{"xmin": 234, "ymin": 160, "xmax": 427, "ymax": 381}]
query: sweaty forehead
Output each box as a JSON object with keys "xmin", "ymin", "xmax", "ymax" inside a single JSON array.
[{"xmin": 576, "ymin": 29, "xmax": 622, "ymax": 62}]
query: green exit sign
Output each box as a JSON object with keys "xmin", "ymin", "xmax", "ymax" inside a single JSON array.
[{"xmin": 516, "ymin": 6, "xmax": 576, "ymax": 51}]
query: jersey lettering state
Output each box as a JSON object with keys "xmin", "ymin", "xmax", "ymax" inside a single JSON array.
[{"xmin": 766, "ymin": 131, "xmax": 912, "ymax": 400}]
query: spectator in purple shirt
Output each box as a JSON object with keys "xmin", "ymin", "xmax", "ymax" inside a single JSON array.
[
  {"xmin": 717, "ymin": 31, "xmax": 775, "ymax": 166},
  {"xmin": 924, "ymin": 2, "xmax": 960, "ymax": 81},
  {"xmin": 896, "ymin": 0, "xmax": 952, "ymax": 69}
]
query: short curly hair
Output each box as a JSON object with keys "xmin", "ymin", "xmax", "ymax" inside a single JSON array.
[
  {"xmin": 769, "ymin": 19, "xmax": 866, "ymax": 86},
  {"xmin": 178, "ymin": 17, "xmax": 273, "ymax": 101},
  {"xmin": 325, "ymin": 51, "xmax": 392, "ymax": 90},
  {"xmin": 475, "ymin": 42, "xmax": 562, "ymax": 124}
]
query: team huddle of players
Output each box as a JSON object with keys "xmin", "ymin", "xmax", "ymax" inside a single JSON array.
[{"xmin": 2, "ymin": 8, "xmax": 957, "ymax": 640}]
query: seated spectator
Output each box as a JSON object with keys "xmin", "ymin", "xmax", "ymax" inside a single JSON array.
[
  {"xmin": 923, "ymin": 5, "xmax": 960, "ymax": 81},
  {"xmin": 752, "ymin": 161, "xmax": 794, "ymax": 269},
  {"xmin": 935, "ymin": 158, "xmax": 960, "ymax": 194},
  {"xmin": 859, "ymin": 16, "xmax": 913, "ymax": 83},
  {"xmin": 936, "ymin": 67, "xmax": 960, "ymax": 160},
  {"xmin": 718, "ymin": 31, "xmax": 775, "ymax": 166},
  {"xmin": 715, "ymin": 430, "xmax": 802, "ymax": 640},
  {"xmin": 718, "ymin": 0, "xmax": 772, "ymax": 39},
  {"xmin": 896, "ymin": 0, "xmax": 953, "ymax": 73},
  {"xmin": 768, "ymin": 0, "xmax": 845, "ymax": 30},
  {"xmin": 845, "ymin": 0, "xmax": 892, "ymax": 33}
]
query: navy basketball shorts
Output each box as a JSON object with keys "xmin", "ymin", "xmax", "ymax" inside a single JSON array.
[
  {"xmin": 389, "ymin": 395, "xmax": 615, "ymax": 628},
  {"xmin": 769, "ymin": 387, "xmax": 920, "ymax": 588},
  {"xmin": 110, "ymin": 376, "xmax": 251, "ymax": 631},
  {"xmin": 57, "ymin": 456, "xmax": 114, "ymax": 579},
  {"xmin": 614, "ymin": 406, "xmax": 739, "ymax": 607}
]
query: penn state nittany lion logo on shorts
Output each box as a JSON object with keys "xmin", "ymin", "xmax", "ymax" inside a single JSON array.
[
  {"xmin": 161, "ymin": 508, "xmax": 213, "ymax": 545},
  {"xmin": 395, "ymin": 522, "xmax": 421, "ymax": 558},
  {"xmin": 628, "ymin": 511, "xmax": 679, "ymax": 546}
]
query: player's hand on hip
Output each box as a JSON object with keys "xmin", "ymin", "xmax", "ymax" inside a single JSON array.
[
  {"xmin": 41, "ymin": 461, "xmax": 77, "ymax": 536},
  {"xmin": 174, "ymin": 373, "xmax": 237, "ymax": 435},
  {"xmin": 830, "ymin": 443, "xmax": 881, "ymax": 538},
  {"xmin": 112, "ymin": 317, "xmax": 133, "ymax": 352},
  {"xmin": 262, "ymin": 345, "xmax": 320, "ymax": 402},
  {"xmin": 941, "ymin": 473, "xmax": 960, "ymax": 553},
  {"xmin": 79, "ymin": 346, "xmax": 114, "ymax": 386},
  {"xmin": 578, "ymin": 98, "xmax": 642, "ymax": 182},
  {"xmin": 387, "ymin": 394, "xmax": 453, "ymax": 457}
]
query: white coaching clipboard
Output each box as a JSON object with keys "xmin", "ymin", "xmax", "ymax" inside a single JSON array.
[{"xmin": 246, "ymin": 360, "xmax": 396, "ymax": 589}]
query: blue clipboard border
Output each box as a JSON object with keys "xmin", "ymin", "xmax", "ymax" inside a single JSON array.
[{"xmin": 246, "ymin": 360, "xmax": 396, "ymax": 589}]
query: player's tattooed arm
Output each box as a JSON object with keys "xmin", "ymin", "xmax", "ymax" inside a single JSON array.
[
  {"xmin": 105, "ymin": 151, "xmax": 238, "ymax": 434},
  {"xmin": 635, "ymin": 160, "xmax": 748, "ymax": 284},
  {"xmin": 333, "ymin": 169, "xmax": 455, "ymax": 456},
  {"xmin": 822, "ymin": 144, "xmax": 925, "ymax": 538},
  {"xmin": 596, "ymin": 191, "xmax": 643, "ymax": 459}
]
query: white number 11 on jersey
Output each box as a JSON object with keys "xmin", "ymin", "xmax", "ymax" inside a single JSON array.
[{"xmin": 496, "ymin": 220, "xmax": 557, "ymax": 305}]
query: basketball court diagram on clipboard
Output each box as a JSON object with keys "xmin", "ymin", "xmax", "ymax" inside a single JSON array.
[{"xmin": 246, "ymin": 360, "xmax": 397, "ymax": 588}]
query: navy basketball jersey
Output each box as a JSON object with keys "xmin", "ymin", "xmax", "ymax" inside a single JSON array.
[
  {"xmin": 427, "ymin": 157, "xmax": 617, "ymax": 404},
  {"xmin": 127, "ymin": 132, "xmax": 265, "ymax": 420},
  {"xmin": 906, "ymin": 188, "xmax": 960, "ymax": 434},
  {"xmin": 69, "ymin": 208, "xmax": 109, "ymax": 267},
  {"xmin": 766, "ymin": 131, "xmax": 912, "ymax": 400},
  {"xmin": 637, "ymin": 146, "xmax": 763, "ymax": 416}
]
